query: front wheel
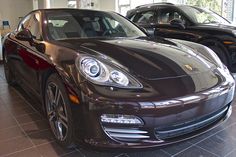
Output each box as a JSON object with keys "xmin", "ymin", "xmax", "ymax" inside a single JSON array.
[{"xmin": 45, "ymin": 73, "xmax": 75, "ymax": 148}]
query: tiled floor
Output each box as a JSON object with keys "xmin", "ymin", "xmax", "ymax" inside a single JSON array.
[{"xmin": 0, "ymin": 65, "xmax": 236, "ymax": 157}]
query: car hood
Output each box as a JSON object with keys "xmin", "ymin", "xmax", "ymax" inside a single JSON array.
[
  {"xmin": 54, "ymin": 37, "xmax": 216, "ymax": 80},
  {"xmin": 196, "ymin": 23, "xmax": 236, "ymax": 32}
]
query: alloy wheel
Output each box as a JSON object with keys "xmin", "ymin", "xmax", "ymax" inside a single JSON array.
[{"xmin": 46, "ymin": 82, "xmax": 69, "ymax": 141}]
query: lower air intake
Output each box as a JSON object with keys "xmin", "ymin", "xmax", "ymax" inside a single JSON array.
[{"xmin": 104, "ymin": 127, "xmax": 150, "ymax": 142}]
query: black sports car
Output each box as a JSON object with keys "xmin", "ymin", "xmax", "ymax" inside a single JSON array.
[
  {"xmin": 127, "ymin": 3, "xmax": 236, "ymax": 72},
  {"xmin": 2, "ymin": 9, "xmax": 235, "ymax": 148}
]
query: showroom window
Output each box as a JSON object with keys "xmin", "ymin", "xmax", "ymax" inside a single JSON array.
[
  {"xmin": 68, "ymin": 0, "xmax": 77, "ymax": 8},
  {"xmin": 118, "ymin": 0, "xmax": 131, "ymax": 16}
]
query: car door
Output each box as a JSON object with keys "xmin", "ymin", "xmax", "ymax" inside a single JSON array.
[
  {"xmin": 6, "ymin": 14, "xmax": 32, "ymax": 84},
  {"xmin": 155, "ymin": 7, "xmax": 197, "ymax": 41},
  {"xmin": 131, "ymin": 9, "xmax": 158, "ymax": 37},
  {"xmin": 14, "ymin": 12, "xmax": 44, "ymax": 95}
]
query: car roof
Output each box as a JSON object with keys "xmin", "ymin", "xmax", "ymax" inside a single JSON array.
[
  {"xmin": 135, "ymin": 2, "xmax": 175, "ymax": 9},
  {"xmin": 31, "ymin": 8, "xmax": 111, "ymax": 14},
  {"xmin": 127, "ymin": 3, "xmax": 196, "ymax": 17},
  {"xmin": 134, "ymin": 3, "xmax": 193, "ymax": 10}
]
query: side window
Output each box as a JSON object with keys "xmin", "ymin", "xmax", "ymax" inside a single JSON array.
[
  {"xmin": 27, "ymin": 13, "xmax": 41, "ymax": 40},
  {"xmin": 158, "ymin": 8, "xmax": 186, "ymax": 24},
  {"xmin": 18, "ymin": 15, "xmax": 31, "ymax": 32},
  {"xmin": 134, "ymin": 10, "xmax": 156, "ymax": 24}
]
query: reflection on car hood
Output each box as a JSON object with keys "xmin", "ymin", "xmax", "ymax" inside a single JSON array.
[
  {"xmin": 54, "ymin": 37, "xmax": 216, "ymax": 79},
  {"xmin": 197, "ymin": 23, "xmax": 236, "ymax": 31}
]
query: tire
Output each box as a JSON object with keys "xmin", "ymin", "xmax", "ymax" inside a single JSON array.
[
  {"xmin": 44, "ymin": 73, "xmax": 75, "ymax": 148},
  {"xmin": 3, "ymin": 54, "xmax": 16, "ymax": 85},
  {"xmin": 208, "ymin": 46, "xmax": 228, "ymax": 66}
]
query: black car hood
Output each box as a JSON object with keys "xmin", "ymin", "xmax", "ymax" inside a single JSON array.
[
  {"xmin": 196, "ymin": 23, "xmax": 236, "ymax": 32},
  {"xmin": 54, "ymin": 37, "xmax": 216, "ymax": 79}
]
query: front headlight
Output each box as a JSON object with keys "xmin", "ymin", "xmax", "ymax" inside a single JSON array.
[{"xmin": 76, "ymin": 56, "xmax": 142, "ymax": 88}]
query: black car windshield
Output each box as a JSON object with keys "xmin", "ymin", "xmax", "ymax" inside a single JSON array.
[
  {"xmin": 180, "ymin": 6, "xmax": 230, "ymax": 24},
  {"xmin": 45, "ymin": 10, "xmax": 146, "ymax": 40}
]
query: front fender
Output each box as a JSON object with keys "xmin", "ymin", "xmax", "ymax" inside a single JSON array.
[{"xmin": 167, "ymin": 38, "xmax": 223, "ymax": 69}]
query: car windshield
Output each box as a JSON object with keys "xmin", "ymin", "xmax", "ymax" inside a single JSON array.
[
  {"xmin": 180, "ymin": 6, "xmax": 230, "ymax": 24},
  {"xmin": 45, "ymin": 10, "xmax": 146, "ymax": 40}
]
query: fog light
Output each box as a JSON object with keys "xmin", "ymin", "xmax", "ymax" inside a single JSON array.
[{"xmin": 101, "ymin": 114, "xmax": 143, "ymax": 125}]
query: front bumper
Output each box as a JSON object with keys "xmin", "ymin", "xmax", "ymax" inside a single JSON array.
[
  {"xmin": 75, "ymin": 70, "xmax": 235, "ymax": 148},
  {"xmin": 100, "ymin": 105, "xmax": 232, "ymax": 148}
]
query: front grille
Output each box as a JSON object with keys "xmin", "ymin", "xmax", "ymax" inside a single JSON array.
[
  {"xmin": 104, "ymin": 127, "xmax": 150, "ymax": 142},
  {"xmin": 155, "ymin": 106, "xmax": 229, "ymax": 140}
]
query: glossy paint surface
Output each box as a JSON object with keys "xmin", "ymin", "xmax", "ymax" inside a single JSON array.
[
  {"xmin": 127, "ymin": 4, "xmax": 236, "ymax": 71},
  {"xmin": 2, "ymin": 9, "xmax": 235, "ymax": 148}
]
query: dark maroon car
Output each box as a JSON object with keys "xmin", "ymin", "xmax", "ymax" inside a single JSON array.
[{"xmin": 2, "ymin": 9, "xmax": 235, "ymax": 148}]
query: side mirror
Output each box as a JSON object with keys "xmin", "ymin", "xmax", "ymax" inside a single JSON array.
[
  {"xmin": 35, "ymin": 43, "xmax": 45, "ymax": 53},
  {"xmin": 16, "ymin": 29, "xmax": 33, "ymax": 42},
  {"xmin": 170, "ymin": 19, "xmax": 186, "ymax": 30}
]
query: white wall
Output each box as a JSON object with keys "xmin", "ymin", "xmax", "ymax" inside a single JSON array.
[
  {"xmin": 0, "ymin": 0, "xmax": 33, "ymax": 29},
  {"xmin": 50, "ymin": 0, "xmax": 68, "ymax": 8},
  {"xmin": 98, "ymin": 0, "xmax": 116, "ymax": 11}
]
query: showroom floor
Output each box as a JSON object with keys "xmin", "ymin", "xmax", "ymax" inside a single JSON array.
[{"xmin": 0, "ymin": 65, "xmax": 236, "ymax": 157}]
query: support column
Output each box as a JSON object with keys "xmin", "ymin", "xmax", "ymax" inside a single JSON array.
[
  {"xmin": 33, "ymin": 0, "xmax": 38, "ymax": 10},
  {"xmin": 76, "ymin": 0, "xmax": 80, "ymax": 8},
  {"xmin": 38, "ymin": 0, "xmax": 50, "ymax": 9}
]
